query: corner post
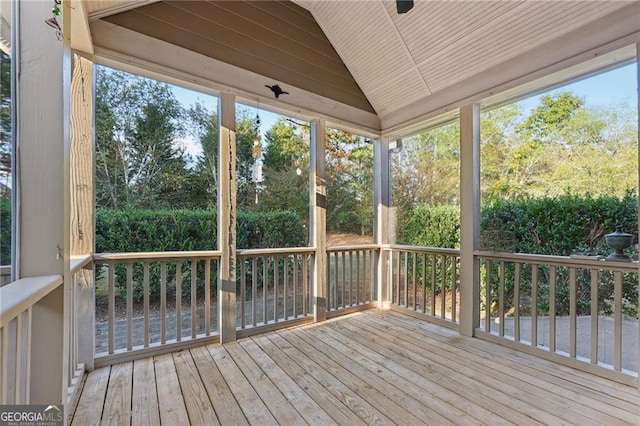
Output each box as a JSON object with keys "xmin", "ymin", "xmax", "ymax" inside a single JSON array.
[
  {"xmin": 374, "ymin": 138, "xmax": 391, "ymax": 307},
  {"xmin": 218, "ymin": 92, "xmax": 237, "ymax": 343},
  {"xmin": 70, "ymin": 53, "xmax": 95, "ymax": 371},
  {"xmin": 310, "ymin": 119, "xmax": 327, "ymax": 322},
  {"xmin": 16, "ymin": 0, "xmax": 72, "ymax": 406},
  {"xmin": 459, "ymin": 103, "xmax": 481, "ymax": 337}
]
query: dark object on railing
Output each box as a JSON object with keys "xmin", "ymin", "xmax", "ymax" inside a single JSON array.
[{"xmin": 604, "ymin": 226, "xmax": 633, "ymax": 262}]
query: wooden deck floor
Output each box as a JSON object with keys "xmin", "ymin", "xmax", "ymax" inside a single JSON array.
[{"xmin": 71, "ymin": 309, "xmax": 639, "ymax": 425}]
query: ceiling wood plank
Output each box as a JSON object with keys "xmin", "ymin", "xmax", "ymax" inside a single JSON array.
[{"xmin": 103, "ymin": 1, "xmax": 374, "ymax": 112}]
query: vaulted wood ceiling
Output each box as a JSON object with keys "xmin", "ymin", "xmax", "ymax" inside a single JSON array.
[
  {"xmin": 102, "ymin": 1, "xmax": 375, "ymax": 113},
  {"xmin": 86, "ymin": 0, "xmax": 639, "ymax": 134}
]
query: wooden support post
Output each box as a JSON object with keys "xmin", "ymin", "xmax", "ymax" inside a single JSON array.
[
  {"xmin": 310, "ymin": 119, "xmax": 327, "ymax": 322},
  {"xmin": 374, "ymin": 138, "xmax": 390, "ymax": 307},
  {"xmin": 16, "ymin": 0, "xmax": 72, "ymax": 405},
  {"xmin": 218, "ymin": 93, "xmax": 236, "ymax": 343},
  {"xmin": 459, "ymin": 103, "xmax": 481, "ymax": 337},
  {"xmin": 636, "ymin": 42, "xmax": 640, "ymax": 390},
  {"xmin": 70, "ymin": 53, "xmax": 94, "ymax": 371}
]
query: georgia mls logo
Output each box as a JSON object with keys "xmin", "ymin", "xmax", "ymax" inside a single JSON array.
[{"xmin": 0, "ymin": 404, "xmax": 64, "ymax": 426}]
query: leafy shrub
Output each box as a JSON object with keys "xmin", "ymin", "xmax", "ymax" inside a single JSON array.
[
  {"xmin": 398, "ymin": 204, "xmax": 460, "ymax": 248},
  {"xmin": 96, "ymin": 209, "xmax": 306, "ymax": 300}
]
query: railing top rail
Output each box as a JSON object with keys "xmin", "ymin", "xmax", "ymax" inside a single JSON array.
[
  {"xmin": 475, "ymin": 250, "xmax": 639, "ymax": 272},
  {"xmin": 327, "ymin": 244, "xmax": 380, "ymax": 252},
  {"xmin": 0, "ymin": 275, "xmax": 63, "ymax": 327},
  {"xmin": 386, "ymin": 244, "xmax": 460, "ymax": 256},
  {"xmin": 71, "ymin": 254, "xmax": 93, "ymax": 274},
  {"xmin": 94, "ymin": 250, "xmax": 223, "ymax": 262},
  {"xmin": 237, "ymin": 247, "xmax": 316, "ymax": 256}
]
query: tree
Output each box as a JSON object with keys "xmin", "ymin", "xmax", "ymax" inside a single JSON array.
[
  {"xmin": 325, "ymin": 128, "xmax": 373, "ymax": 235},
  {"xmin": 95, "ymin": 67, "xmax": 192, "ymax": 209},
  {"xmin": 260, "ymin": 119, "xmax": 309, "ymax": 220},
  {"xmin": 188, "ymin": 102, "xmax": 218, "ymax": 209}
]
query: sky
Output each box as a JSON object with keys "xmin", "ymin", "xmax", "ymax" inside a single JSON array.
[{"xmin": 171, "ymin": 62, "xmax": 638, "ymax": 159}]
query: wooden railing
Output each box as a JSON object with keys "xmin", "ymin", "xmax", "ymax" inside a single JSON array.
[
  {"xmin": 236, "ymin": 247, "xmax": 315, "ymax": 332},
  {"xmin": 477, "ymin": 251, "xmax": 638, "ymax": 381},
  {"xmin": 92, "ymin": 251, "xmax": 222, "ymax": 365},
  {"xmin": 326, "ymin": 245, "xmax": 378, "ymax": 314},
  {"xmin": 0, "ymin": 255, "xmax": 91, "ymax": 406},
  {"xmin": 386, "ymin": 245, "xmax": 461, "ymax": 328}
]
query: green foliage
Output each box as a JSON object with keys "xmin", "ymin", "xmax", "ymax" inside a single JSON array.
[
  {"xmin": 96, "ymin": 208, "xmax": 306, "ymax": 300},
  {"xmin": 480, "ymin": 193, "xmax": 638, "ymax": 256},
  {"xmin": 398, "ymin": 204, "xmax": 460, "ymax": 248}
]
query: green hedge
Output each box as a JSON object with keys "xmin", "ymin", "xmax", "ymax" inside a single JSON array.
[
  {"xmin": 480, "ymin": 193, "xmax": 638, "ymax": 256},
  {"xmin": 398, "ymin": 204, "xmax": 460, "ymax": 248},
  {"xmin": 96, "ymin": 208, "xmax": 306, "ymax": 253},
  {"xmin": 96, "ymin": 209, "xmax": 306, "ymax": 301},
  {"xmin": 399, "ymin": 195, "xmax": 638, "ymax": 317}
]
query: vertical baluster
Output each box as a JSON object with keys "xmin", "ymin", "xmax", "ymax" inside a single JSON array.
[
  {"xmin": 440, "ymin": 256, "xmax": 447, "ymax": 320},
  {"xmin": 613, "ymin": 271, "xmax": 622, "ymax": 371},
  {"xmin": 303, "ymin": 253, "xmax": 310, "ymax": 315},
  {"xmin": 569, "ymin": 266, "xmax": 576, "ymax": 358},
  {"xmin": 24, "ymin": 308, "xmax": 32, "ymax": 404},
  {"xmin": 293, "ymin": 254, "xmax": 298, "ymax": 318},
  {"xmin": 430, "ymin": 255, "xmax": 436, "ymax": 316},
  {"xmin": 485, "ymin": 260, "xmax": 492, "ymax": 333},
  {"xmin": 452, "ymin": 256, "xmax": 458, "ymax": 323},
  {"xmin": 331, "ymin": 252, "xmax": 337, "ymax": 309},
  {"xmin": 1, "ymin": 324, "xmax": 7, "ymax": 403},
  {"xmin": 108, "ymin": 263, "xmax": 115, "ymax": 354},
  {"xmin": 274, "ymin": 255, "xmax": 279, "ymax": 322},
  {"xmin": 284, "ymin": 255, "xmax": 289, "ymax": 320},
  {"xmin": 126, "ymin": 263, "xmax": 133, "ymax": 351},
  {"xmin": 252, "ymin": 258, "xmax": 258, "ymax": 325},
  {"xmin": 160, "ymin": 262, "xmax": 167, "ymax": 344},
  {"xmin": 349, "ymin": 251, "xmax": 353, "ymax": 307},
  {"xmin": 421, "ymin": 253, "xmax": 427, "ymax": 314},
  {"xmin": 191, "ymin": 259, "xmax": 197, "ymax": 338},
  {"xmin": 590, "ymin": 269, "xmax": 598, "ymax": 364},
  {"xmin": 395, "ymin": 251, "xmax": 401, "ymax": 305},
  {"xmin": 499, "ymin": 261, "xmax": 505, "ymax": 337},
  {"xmin": 412, "ymin": 252, "xmax": 417, "ymax": 311},
  {"xmin": 263, "ymin": 256, "xmax": 268, "ymax": 324},
  {"xmin": 144, "ymin": 261, "xmax": 150, "ymax": 346},
  {"xmin": 531, "ymin": 264, "xmax": 538, "ymax": 347},
  {"xmin": 341, "ymin": 251, "xmax": 346, "ymax": 309},
  {"xmin": 205, "ymin": 259, "xmax": 211, "ymax": 335},
  {"xmin": 549, "ymin": 265, "xmax": 556, "ymax": 352},
  {"xmin": 403, "ymin": 251, "xmax": 409, "ymax": 308},
  {"xmin": 176, "ymin": 261, "xmax": 182, "ymax": 342},
  {"xmin": 356, "ymin": 251, "xmax": 361, "ymax": 305},
  {"xmin": 240, "ymin": 258, "xmax": 246, "ymax": 329},
  {"xmin": 514, "ymin": 263, "xmax": 521, "ymax": 342},
  {"xmin": 14, "ymin": 313, "xmax": 22, "ymax": 403}
]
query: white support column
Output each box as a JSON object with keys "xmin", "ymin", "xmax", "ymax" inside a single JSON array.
[
  {"xmin": 218, "ymin": 92, "xmax": 236, "ymax": 343},
  {"xmin": 16, "ymin": 0, "xmax": 72, "ymax": 405},
  {"xmin": 70, "ymin": 53, "xmax": 94, "ymax": 371},
  {"xmin": 459, "ymin": 104, "xmax": 481, "ymax": 337},
  {"xmin": 374, "ymin": 138, "xmax": 391, "ymax": 307},
  {"xmin": 310, "ymin": 118, "xmax": 327, "ymax": 322}
]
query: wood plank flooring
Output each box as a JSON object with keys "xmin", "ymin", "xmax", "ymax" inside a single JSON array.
[{"xmin": 71, "ymin": 309, "xmax": 640, "ymax": 425}]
